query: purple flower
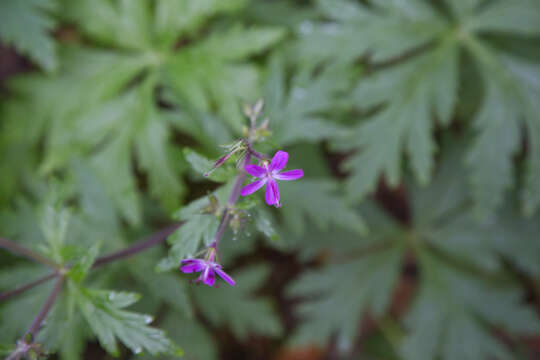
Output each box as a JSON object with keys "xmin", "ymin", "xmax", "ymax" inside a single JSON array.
[
  {"xmin": 180, "ymin": 250, "xmax": 235, "ymax": 287},
  {"xmin": 240, "ymin": 150, "xmax": 304, "ymax": 207}
]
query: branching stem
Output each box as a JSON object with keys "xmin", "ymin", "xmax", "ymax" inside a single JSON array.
[
  {"xmin": 0, "ymin": 223, "xmax": 182, "ymax": 304},
  {"xmin": 0, "ymin": 238, "xmax": 59, "ymax": 270},
  {"xmin": 0, "ymin": 272, "xmax": 57, "ymax": 303},
  {"xmin": 92, "ymin": 223, "xmax": 181, "ymax": 269},
  {"xmin": 26, "ymin": 276, "xmax": 64, "ymax": 339}
]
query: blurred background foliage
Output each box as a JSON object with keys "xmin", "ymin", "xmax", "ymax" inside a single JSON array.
[{"xmin": 1, "ymin": 0, "xmax": 540, "ymax": 359}]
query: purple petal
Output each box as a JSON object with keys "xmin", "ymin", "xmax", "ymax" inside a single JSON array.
[
  {"xmin": 202, "ymin": 267, "xmax": 216, "ymax": 286},
  {"xmin": 214, "ymin": 267, "xmax": 236, "ymax": 286},
  {"xmin": 269, "ymin": 151, "xmax": 289, "ymax": 172},
  {"xmin": 274, "ymin": 169, "xmax": 304, "ymax": 181},
  {"xmin": 244, "ymin": 164, "xmax": 265, "ymax": 177},
  {"xmin": 180, "ymin": 259, "xmax": 206, "ymax": 273},
  {"xmin": 265, "ymin": 179, "xmax": 280, "ymax": 206},
  {"xmin": 241, "ymin": 178, "xmax": 267, "ymax": 196}
]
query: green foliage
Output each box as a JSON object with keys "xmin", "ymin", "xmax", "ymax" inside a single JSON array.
[
  {"xmin": 288, "ymin": 147, "xmax": 540, "ymax": 357},
  {"xmin": 401, "ymin": 251, "xmax": 539, "ymax": 360},
  {"xmin": 0, "ymin": 190, "xmax": 181, "ymax": 358},
  {"xmin": 0, "ymin": 0, "xmax": 58, "ymax": 71},
  {"xmin": 2, "ymin": 0, "xmax": 540, "ymax": 359},
  {"xmin": 263, "ymin": 54, "xmax": 351, "ymax": 146},
  {"xmin": 279, "ymin": 179, "xmax": 366, "ymax": 235},
  {"xmin": 299, "ymin": 0, "xmax": 540, "ymax": 218},
  {"xmin": 289, "ymin": 243, "xmax": 404, "ymax": 347},
  {"xmin": 156, "ymin": 184, "xmax": 231, "ymax": 272},
  {"xmin": 71, "ymin": 287, "xmax": 181, "ymax": 357},
  {"xmin": 192, "ymin": 265, "xmax": 282, "ymax": 339},
  {"xmin": 2, "ymin": 0, "xmax": 283, "ymax": 222}
]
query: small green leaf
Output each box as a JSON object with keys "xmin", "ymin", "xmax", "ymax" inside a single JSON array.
[
  {"xmin": 157, "ymin": 215, "xmax": 219, "ymax": 272},
  {"xmin": 72, "ymin": 285, "xmax": 180, "ymax": 357},
  {"xmin": 68, "ymin": 242, "xmax": 101, "ymax": 283}
]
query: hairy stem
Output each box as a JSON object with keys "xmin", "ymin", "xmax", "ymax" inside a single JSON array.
[
  {"xmin": 211, "ymin": 152, "xmax": 251, "ymax": 250},
  {"xmin": 246, "ymin": 141, "xmax": 268, "ymax": 161},
  {"xmin": 0, "ymin": 272, "xmax": 57, "ymax": 303},
  {"xmin": 1, "ymin": 223, "xmax": 182, "ymax": 303},
  {"xmin": 92, "ymin": 223, "xmax": 181, "ymax": 268},
  {"xmin": 26, "ymin": 276, "xmax": 64, "ymax": 339},
  {"xmin": 0, "ymin": 238, "xmax": 59, "ymax": 270}
]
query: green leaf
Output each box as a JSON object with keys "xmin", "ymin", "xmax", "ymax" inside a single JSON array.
[
  {"xmin": 0, "ymin": 266, "xmax": 51, "ymax": 344},
  {"xmin": 400, "ymin": 251, "xmax": 540, "ymax": 360},
  {"xmin": 288, "ymin": 243, "xmax": 404, "ymax": 348},
  {"xmin": 129, "ymin": 255, "xmax": 193, "ymax": 317},
  {"xmin": 467, "ymin": 0, "xmax": 540, "ymax": 36},
  {"xmin": 72, "ymin": 285, "xmax": 181, "ymax": 357},
  {"xmin": 166, "ymin": 25, "xmax": 284, "ymax": 131},
  {"xmin": 38, "ymin": 189, "xmax": 72, "ymax": 263},
  {"xmin": 158, "ymin": 181, "xmax": 234, "ymax": 271},
  {"xmin": 465, "ymin": 72, "xmax": 521, "ymax": 220},
  {"xmin": 462, "ymin": 38, "xmax": 540, "ymax": 217},
  {"xmin": 154, "ymin": 0, "xmax": 246, "ymax": 47},
  {"xmin": 279, "ymin": 179, "xmax": 367, "ymax": 236},
  {"xmin": 263, "ymin": 54, "xmax": 351, "ymax": 145},
  {"xmin": 157, "ymin": 215, "xmax": 219, "ymax": 272},
  {"xmin": 136, "ymin": 113, "xmax": 185, "ymax": 212},
  {"xmin": 68, "ymin": 243, "xmax": 101, "ymax": 284},
  {"xmin": 59, "ymin": 0, "xmax": 153, "ymax": 50},
  {"xmin": 90, "ymin": 131, "xmax": 141, "ymax": 225},
  {"xmin": 342, "ymin": 37, "xmax": 458, "ymax": 199},
  {"xmin": 254, "ymin": 207, "xmax": 279, "ymax": 242},
  {"xmin": 192, "ymin": 265, "xmax": 283, "ymax": 339},
  {"xmin": 0, "ymin": 0, "xmax": 58, "ymax": 71},
  {"xmin": 297, "ymin": 0, "xmax": 447, "ymax": 65},
  {"xmin": 40, "ymin": 293, "xmax": 90, "ymax": 360},
  {"xmin": 155, "ymin": 314, "xmax": 217, "ymax": 360},
  {"xmin": 3, "ymin": 1, "xmax": 283, "ymax": 218}
]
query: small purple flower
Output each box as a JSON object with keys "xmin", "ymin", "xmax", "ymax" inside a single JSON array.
[
  {"xmin": 180, "ymin": 249, "xmax": 235, "ymax": 287},
  {"xmin": 240, "ymin": 150, "xmax": 304, "ymax": 207}
]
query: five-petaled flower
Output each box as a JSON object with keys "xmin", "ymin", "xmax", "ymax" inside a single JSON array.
[
  {"xmin": 241, "ymin": 150, "xmax": 304, "ymax": 207},
  {"xmin": 180, "ymin": 248, "xmax": 235, "ymax": 287}
]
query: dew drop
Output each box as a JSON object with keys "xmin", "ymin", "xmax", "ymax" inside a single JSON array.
[
  {"xmin": 134, "ymin": 347, "xmax": 142, "ymax": 354},
  {"xmin": 144, "ymin": 315, "xmax": 153, "ymax": 324},
  {"xmin": 108, "ymin": 292, "xmax": 115, "ymax": 301}
]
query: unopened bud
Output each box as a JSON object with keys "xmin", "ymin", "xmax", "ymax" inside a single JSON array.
[{"xmin": 204, "ymin": 153, "xmax": 232, "ymax": 177}]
